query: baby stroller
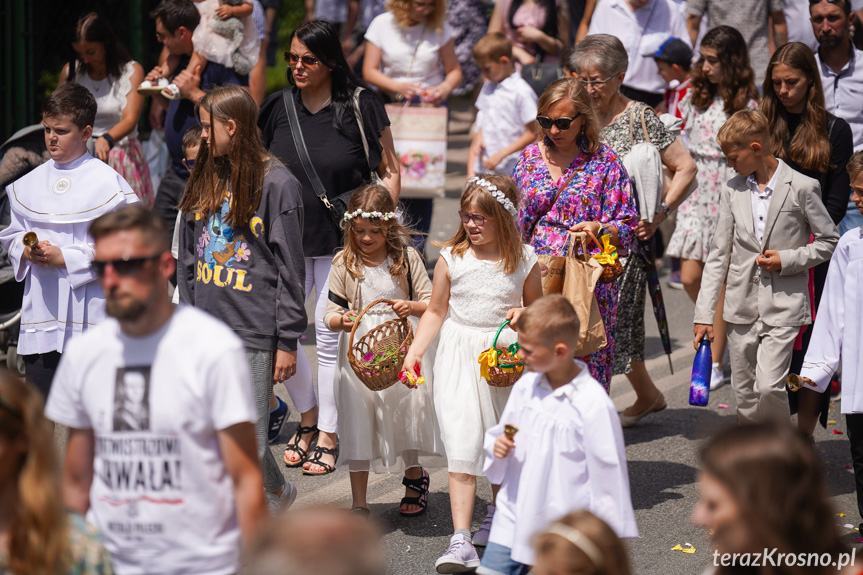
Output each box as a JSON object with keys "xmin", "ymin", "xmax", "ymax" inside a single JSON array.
[{"xmin": 0, "ymin": 125, "xmax": 48, "ymax": 376}]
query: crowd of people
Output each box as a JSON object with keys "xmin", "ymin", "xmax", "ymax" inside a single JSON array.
[{"xmin": 3, "ymin": 0, "xmax": 863, "ymax": 573}]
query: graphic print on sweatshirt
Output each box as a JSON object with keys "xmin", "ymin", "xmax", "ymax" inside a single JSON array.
[{"xmin": 195, "ymin": 193, "xmax": 256, "ymax": 292}]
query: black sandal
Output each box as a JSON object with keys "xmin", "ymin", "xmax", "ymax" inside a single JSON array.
[
  {"xmin": 302, "ymin": 444, "xmax": 337, "ymax": 476},
  {"xmin": 399, "ymin": 467, "xmax": 429, "ymax": 517},
  {"xmin": 283, "ymin": 424, "xmax": 319, "ymax": 468}
]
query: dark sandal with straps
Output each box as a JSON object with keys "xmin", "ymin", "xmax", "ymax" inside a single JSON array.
[
  {"xmin": 283, "ymin": 425, "xmax": 319, "ymax": 467},
  {"xmin": 303, "ymin": 444, "xmax": 338, "ymax": 476},
  {"xmin": 399, "ymin": 467, "xmax": 429, "ymax": 517}
]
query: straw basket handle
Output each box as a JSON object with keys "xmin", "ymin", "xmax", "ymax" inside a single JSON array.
[
  {"xmin": 491, "ymin": 320, "xmax": 520, "ymax": 369},
  {"xmin": 348, "ymin": 298, "xmax": 396, "ymax": 352}
]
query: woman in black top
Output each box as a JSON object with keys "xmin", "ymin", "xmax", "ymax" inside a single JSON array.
[
  {"xmin": 761, "ymin": 42, "xmax": 853, "ymax": 440},
  {"xmin": 259, "ymin": 20, "xmax": 400, "ymax": 475}
]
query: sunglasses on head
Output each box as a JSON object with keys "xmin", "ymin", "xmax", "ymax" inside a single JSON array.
[
  {"xmin": 91, "ymin": 254, "xmax": 161, "ymax": 278},
  {"xmin": 536, "ymin": 113, "xmax": 581, "ymax": 131},
  {"xmin": 285, "ymin": 52, "xmax": 320, "ymax": 67},
  {"xmin": 809, "ymin": 0, "xmax": 842, "ymax": 4}
]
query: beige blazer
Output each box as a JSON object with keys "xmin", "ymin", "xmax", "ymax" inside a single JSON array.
[
  {"xmin": 694, "ymin": 160, "xmax": 839, "ymax": 327},
  {"xmin": 323, "ymin": 246, "xmax": 432, "ymax": 328}
]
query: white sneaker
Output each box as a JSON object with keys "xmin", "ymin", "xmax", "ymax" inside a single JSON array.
[
  {"xmin": 265, "ymin": 479, "xmax": 297, "ymax": 516},
  {"xmin": 435, "ymin": 533, "xmax": 480, "ymax": 573},
  {"xmin": 471, "ymin": 505, "xmax": 495, "ymax": 547},
  {"xmin": 710, "ymin": 363, "xmax": 727, "ymax": 391}
]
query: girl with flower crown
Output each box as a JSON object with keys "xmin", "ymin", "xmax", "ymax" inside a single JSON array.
[
  {"xmin": 323, "ymin": 184, "xmax": 445, "ymax": 517},
  {"xmin": 402, "ymin": 174, "xmax": 543, "ymax": 573}
]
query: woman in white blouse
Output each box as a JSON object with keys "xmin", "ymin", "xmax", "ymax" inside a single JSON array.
[
  {"xmin": 362, "ymin": 0, "xmax": 463, "ymax": 105},
  {"xmin": 59, "ymin": 13, "xmax": 153, "ymax": 206}
]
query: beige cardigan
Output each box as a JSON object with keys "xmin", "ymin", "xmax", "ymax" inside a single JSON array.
[{"xmin": 323, "ymin": 247, "xmax": 433, "ymax": 328}]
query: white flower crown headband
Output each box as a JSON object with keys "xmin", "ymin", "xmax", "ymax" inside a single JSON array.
[
  {"xmin": 342, "ymin": 209, "xmax": 397, "ymax": 221},
  {"xmin": 465, "ymin": 177, "xmax": 518, "ymax": 217}
]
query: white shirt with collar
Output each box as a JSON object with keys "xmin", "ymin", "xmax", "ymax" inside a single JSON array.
[
  {"xmin": 588, "ymin": 0, "xmax": 690, "ymax": 95},
  {"xmin": 746, "ymin": 159, "xmax": 784, "ymax": 245},
  {"xmin": 475, "ymin": 72, "xmax": 538, "ymax": 175},
  {"xmin": 483, "ymin": 361, "xmax": 638, "ymax": 566},
  {"xmin": 817, "ymin": 43, "xmax": 863, "ymax": 151}
]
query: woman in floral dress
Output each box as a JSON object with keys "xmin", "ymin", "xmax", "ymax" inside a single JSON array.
[
  {"xmin": 514, "ymin": 78, "xmax": 637, "ymax": 391},
  {"xmin": 569, "ymin": 35, "xmax": 697, "ymax": 425}
]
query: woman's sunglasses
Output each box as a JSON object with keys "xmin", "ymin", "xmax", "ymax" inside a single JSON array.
[
  {"xmin": 91, "ymin": 255, "xmax": 161, "ymax": 278},
  {"xmin": 536, "ymin": 113, "xmax": 581, "ymax": 131},
  {"xmin": 286, "ymin": 52, "xmax": 320, "ymax": 67}
]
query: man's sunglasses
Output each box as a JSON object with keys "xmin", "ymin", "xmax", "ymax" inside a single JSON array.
[
  {"xmin": 809, "ymin": 0, "xmax": 842, "ymax": 4},
  {"xmin": 92, "ymin": 254, "xmax": 161, "ymax": 277},
  {"xmin": 285, "ymin": 52, "xmax": 320, "ymax": 67},
  {"xmin": 536, "ymin": 113, "xmax": 582, "ymax": 131}
]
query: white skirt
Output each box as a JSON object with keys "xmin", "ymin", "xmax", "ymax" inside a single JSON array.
[
  {"xmin": 434, "ymin": 318, "xmax": 515, "ymax": 476},
  {"xmin": 335, "ymin": 311, "xmax": 446, "ymax": 474}
]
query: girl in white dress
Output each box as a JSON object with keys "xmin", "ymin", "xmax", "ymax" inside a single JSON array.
[
  {"xmin": 403, "ymin": 175, "xmax": 543, "ymax": 573},
  {"xmin": 323, "ymin": 185, "xmax": 445, "ymax": 517}
]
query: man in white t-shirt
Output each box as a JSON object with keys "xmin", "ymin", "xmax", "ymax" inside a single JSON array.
[{"xmin": 46, "ymin": 205, "xmax": 266, "ymax": 575}]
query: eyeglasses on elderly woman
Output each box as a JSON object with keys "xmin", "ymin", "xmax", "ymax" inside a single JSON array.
[{"xmin": 536, "ymin": 113, "xmax": 582, "ymax": 131}]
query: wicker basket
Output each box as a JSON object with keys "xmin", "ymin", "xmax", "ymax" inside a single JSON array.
[
  {"xmin": 479, "ymin": 320, "xmax": 525, "ymax": 388},
  {"xmin": 347, "ymin": 298, "xmax": 414, "ymax": 392},
  {"xmin": 582, "ymin": 229, "xmax": 623, "ymax": 285}
]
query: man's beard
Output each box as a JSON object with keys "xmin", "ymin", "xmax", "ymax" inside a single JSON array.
[
  {"xmin": 818, "ymin": 33, "xmax": 843, "ymax": 49},
  {"xmin": 106, "ymin": 296, "xmax": 148, "ymax": 321}
]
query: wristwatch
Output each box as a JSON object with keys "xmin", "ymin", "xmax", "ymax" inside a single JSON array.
[
  {"xmin": 659, "ymin": 201, "xmax": 671, "ymax": 217},
  {"xmin": 100, "ymin": 133, "xmax": 115, "ymax": 149}
]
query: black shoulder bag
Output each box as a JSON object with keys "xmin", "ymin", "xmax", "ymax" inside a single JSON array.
[{"xmin": 282, "ymin": 87, "xmax": 380, "ymax": 239}]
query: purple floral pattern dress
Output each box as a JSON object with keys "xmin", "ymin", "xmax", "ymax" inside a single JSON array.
[{"xmin": 514, "ymin": 142, "xmax": 638, "ymax": 391}]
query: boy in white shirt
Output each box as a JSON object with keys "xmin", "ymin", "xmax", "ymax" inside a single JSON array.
[
  {"xmin": 0, "ymin": 82, "xmax": 138, "ymax": 396},
  {"xmin": 479, "ymin": 295, "xmax": 638, "ymax": 575},
  {"xmin": 468, "ymin": 33, "xmax": 538, "ymax": 178}
]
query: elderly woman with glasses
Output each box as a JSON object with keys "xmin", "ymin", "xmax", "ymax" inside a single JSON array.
[
  {"xmin": 569, "ymin": 34, "xmax": 697, "ymax": 425},
  {"xmin": 258, "ymin": 20, "xmax": 400, "ymax": 477},
  {"xmin": 513, "ymin": 77, "xmax": 637, "ymax": 391}
]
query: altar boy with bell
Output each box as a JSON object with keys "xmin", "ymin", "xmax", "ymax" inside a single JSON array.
[{"xmin": 0, "ymin": 82, "xmax": 139, "ymax": 396}]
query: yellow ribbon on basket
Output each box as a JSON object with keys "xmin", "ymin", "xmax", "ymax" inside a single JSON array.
[
  {"xmin": 478, "ymin": 348, "xmax": 499, "ymax": 381},
  {"xmin": 592, "ymin": 234, "xmax": 619, "ymax": 266}
]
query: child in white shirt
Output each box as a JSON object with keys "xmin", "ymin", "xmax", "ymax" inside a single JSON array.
[
  {"xmin": 468, "ymin": 33, "xmax": 538, "ymax": 178},
  {"xmin": 479, "ymin": 295, "xmax": 638, "ymax": 574}
]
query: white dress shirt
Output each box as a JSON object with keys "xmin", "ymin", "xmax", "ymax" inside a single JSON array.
[
  {"xmin": 746, "ymin": 160, "xmax": 783, "ymax": 245},
  {"xmin": 483, "ymin": 362, "xmax": 638, "ymax": 566},
  {"xmin": 588, "ymin": 0, "xmax": 690, "ymax": 95},
  {"xmin": 817, "ymin": 43, "xmax": 863, "ymax": 151},
  {"xmin": 474, "ymin": 72, "xmax": 538, "ymax": 175}
]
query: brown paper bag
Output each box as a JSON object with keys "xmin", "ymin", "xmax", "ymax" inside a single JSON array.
[{"xmin": 560, "ymin": 233, "xmax": 608, "ymax": 357}]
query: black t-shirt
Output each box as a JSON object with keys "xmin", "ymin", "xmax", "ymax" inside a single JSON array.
[
  {"xmin": 258, "ymin": 86, "xmax": 390, "ymax": 257},
  {"xmin": 786, "ymin": 112, "xmax": 853, "ymax": 225}
]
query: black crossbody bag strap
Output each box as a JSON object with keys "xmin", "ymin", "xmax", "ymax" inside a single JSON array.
[
  {"xmin": 282, "ymin": 89, "xmax": 332, "ymax": 209},
  {"xmin": 404, "ymin": 247, "xmax": 414, "ymax": 301}
]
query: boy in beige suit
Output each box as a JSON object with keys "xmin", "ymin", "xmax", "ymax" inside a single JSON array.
[{"xmin": 693, "ymin": 110, "xmax": 839, "ymax": 422}]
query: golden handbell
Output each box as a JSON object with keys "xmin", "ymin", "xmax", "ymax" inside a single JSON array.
[
  {"xmin": 786, "ymin": 373, "xmax": 814, "ymax": 392},
  {"xmin": 504, "ymin": 424, "xmax": 519, "ymax": 439},
  {"xmin": 22, "ymin": 231, "xmax": 38, "ymax": 247}
]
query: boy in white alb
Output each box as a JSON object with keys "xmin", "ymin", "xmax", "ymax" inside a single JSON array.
[
  {"xmin": 468, "ymin": 33, "xmax": 538, "ymax": 178},
  {"xmin": 800, "ymin": 152, "xmax": 863, "ymax": 529},
  {"xmin": 47, "ymin": 206, "xmax": 266, "ymax": 575},
  {"xmin": 479, "ymin": 296, "xmax": 637, "ymax": 574},
  {"xmin": 0, "ymin": 82, "xmax": 139, "ymax": 396}
]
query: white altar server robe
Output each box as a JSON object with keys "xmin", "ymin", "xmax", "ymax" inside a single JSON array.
[
  {"xmin": 0, "ymin": 153, "xmax": 139, "ymax": 355},
  {"xmin": 801, "ymin": 227, "xmax": 863, "ymax": 413},
  {"xmin": 484, "ymin": 361, "xmax": 638, "ymax": 566}
]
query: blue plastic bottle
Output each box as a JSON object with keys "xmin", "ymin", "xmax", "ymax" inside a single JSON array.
[{"xmin": 689, "ymin": 335, "xmax": 712, "ymax": 407}]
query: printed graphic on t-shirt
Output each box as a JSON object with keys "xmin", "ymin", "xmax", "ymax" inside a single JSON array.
[
  {"xmin": 195, "ymin": 193, "xmax": 255, "ymax": 292},
  {"xmin": 113, "ymin": 367, "xmax": 151, "ymax": 432}
]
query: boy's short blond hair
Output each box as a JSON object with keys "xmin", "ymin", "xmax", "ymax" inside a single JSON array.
[
  {"xmin": 516, "ymin": 295, "xmax": 580, "ymax": 349},
  {"xmin": 472, "ymin": 33, "xmax": 513, "ymax": 64},
  {"xmin": 848, "ymin": 151, "xmax": 863, "ymax": 179},
  {"xmin": 717, "ymin": 109, "xmax": 772, "ymax": 150}
]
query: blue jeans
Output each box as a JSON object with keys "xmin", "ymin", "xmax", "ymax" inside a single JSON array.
[
  {"xmin": 477, "ymin": 542, "xmax": 530, "ymax": 575},
  {"xmin": 839, "ymin": 201, "xmax": 863, "ymax": 236}
]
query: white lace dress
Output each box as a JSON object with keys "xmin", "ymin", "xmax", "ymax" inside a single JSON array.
[
  {"xmin": 335, "ymin": 258, "xmax": 445, "ymax": 473},
  {"xmin": 434, "ymin": 245, "xmax": 538, "ymax": 476}
]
